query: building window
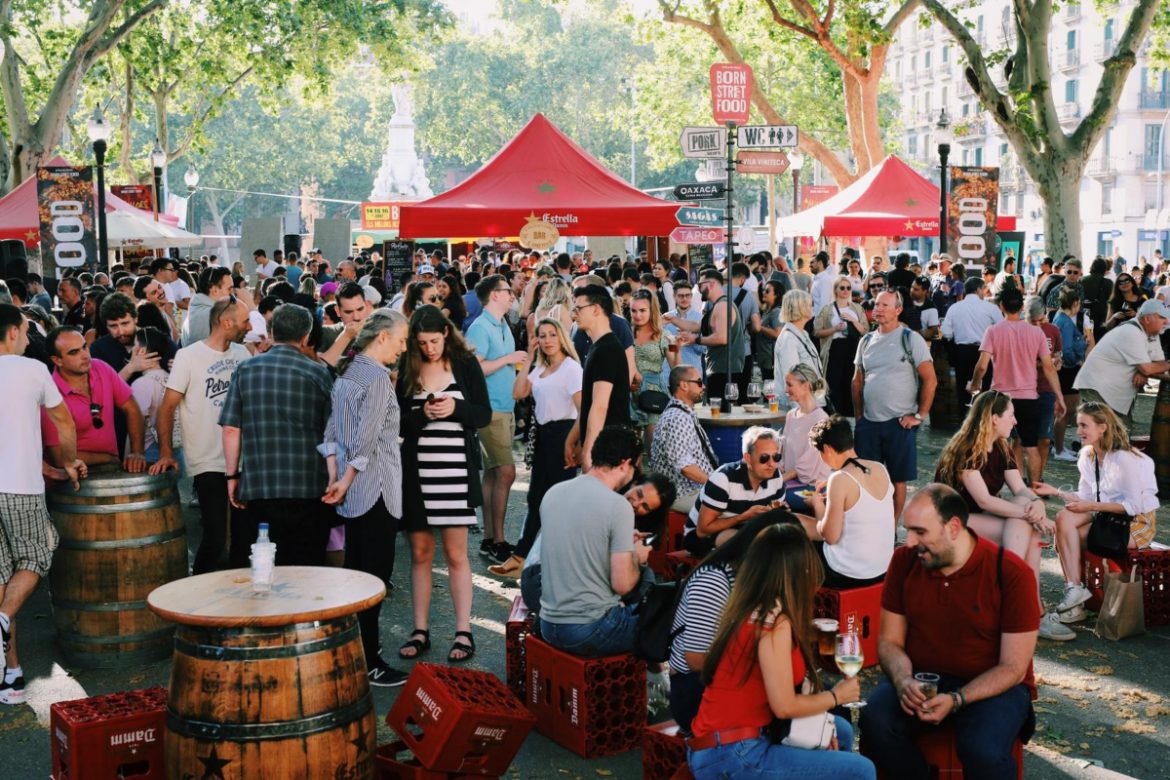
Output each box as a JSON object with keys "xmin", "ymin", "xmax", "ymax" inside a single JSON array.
[
  {"xmin": 942, "ymin": 86, "xmax": 949, "ymax": 104},
  {"xmin": 1002, "ymin": 192, "xmax": 1012, "ymax": 214},
  {"xmin": 1102, "ymin": 183, "xmax": 1113, "ymax": 215},
  {"xmin": 911, "ymin": 54, "xmax": 917, "ymax": 73},
  {"xmin": 1000, "ymin": 143, "xmax": 1009, "ymax": 158},
  {"xmin": 942, "ymin": 44, "xmax": 950, "ymax": 63},
  {"xmin": 974, "ymin": 148, "xmax": 983, "ymax": 166},
  {"xmin": 1065, "ymin": 79, "xmax": 1078, "ymax": 104},
  {"xmin": 1145, "ymin": 124, "xmax": 1163, "ymax": 171},
  {"xmin": 1016, "ymin": 193, "xmax": 1025, "ymax": 215},
  {"xmin": 925, "ymin": 51, "xmax": 932, "ymax": 69},
  {"xmin": 962, "ymin": 148, "xmax": 970, "ymax": 165},
  {"xmin": 1067, "ymin": 30, "xmax": 1076, "ymax": 50},
  {"xmin": 908, "ymin": 134, "xmax": 918, "ymax": 157},
  {"xmin": 962, "ymin": 102, "xmax": 970, "ymax": 117}
]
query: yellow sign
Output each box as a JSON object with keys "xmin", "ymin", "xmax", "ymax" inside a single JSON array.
[
  {"xmin": 360, "ymin": 202, "xmax": 405, "ymax": 231},
  {"xmin": 518, "ymin": 213, "xmax": 560, "ymax": 251},
  {"xmin": 354, "ymin": 234, "xmax": 375, "ymax": 249}
]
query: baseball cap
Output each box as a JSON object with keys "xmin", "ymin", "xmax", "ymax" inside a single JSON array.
[
  {"xmin": 362, "ymin": 285, "xmax": 382, "ymax": 305},
  {"xmin": 1137, "ymin": 299, "xmax": 1170, "ymax": 319},
  {"xmin": 417, "ymin": 264, "xmax": 436, "ymax": 277}
]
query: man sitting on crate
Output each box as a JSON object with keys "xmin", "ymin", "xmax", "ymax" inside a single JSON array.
[
  {"xmin": 860, "ymin": 484, "xmax": 1040, "ymax": 780},
  {"xmin": 538, "ymin": 425, "xmax": 652, "ymax": 657}
]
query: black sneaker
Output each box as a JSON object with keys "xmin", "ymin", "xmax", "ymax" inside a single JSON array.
[
  {"xmin": 490, "ymin": 541, "xmax": 514, "ymax": 564},
  {"xmin": 367, "ymin": 660, "xmax": 409, "ymax": 688},
  {"xmin": 478, "ymin": 539, "xmax": 497, "ymax": 558},
  {"xmin": 0, "ymin": 675, "xmax": 25, "ymax": 705}
]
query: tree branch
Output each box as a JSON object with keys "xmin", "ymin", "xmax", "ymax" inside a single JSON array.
[
  {"xmin": 92, "ymin": 0, "xmax": 167, "ymax": 61},
  {"xmin": 882, "ymin": 0, "xmax": 922, "ymax": 38},
  {"xmin": 761, "ymin": 0, "xmax": 817, "ymax": 38}
]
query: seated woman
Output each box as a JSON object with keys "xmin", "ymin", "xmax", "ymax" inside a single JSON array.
[
  {"xmin": 805, "ymin": 415, "xmax": 894, "ymax": 589},
  {"xmin": 1034, "ymin": 401, "xmax": 1159, "ymax": 626},
  {"xmin": 668, "ymin": 514, "xmax": 791, "ymax": 736},
  {"xmin": 934, "ymin": 392, "xmax": 1068, "ymax": 641},
  {"xmin": 779, "ymin": 365, "xmax": 831, "ymax": 514},
  {"xmin": 686, "ymin": 524, "xmax": 874, "ymax": 780}
]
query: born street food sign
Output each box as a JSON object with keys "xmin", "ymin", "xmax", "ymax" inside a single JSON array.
[
  {"xmin": 37, "ymin": 165, "xmax": 98, "ymax": 271},
  {"xmin": 948, "ymin": 166, "xmax": 1000, "ymax": 273}
]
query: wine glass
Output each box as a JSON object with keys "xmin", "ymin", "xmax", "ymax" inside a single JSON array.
[
  {"xmin": 724, "ymin": 382, "xmax": 739, "ymax": 408},
  {"xmin": 834, "ymin": 631, "xmax": 866, "ymax": 709},
  {"xmin": 762, "ymin": 379, "xmax": 776, "ymax": 402},
  {"xmin": 745, "ymin": 380, "xmax": 761, "ymax": 405}
]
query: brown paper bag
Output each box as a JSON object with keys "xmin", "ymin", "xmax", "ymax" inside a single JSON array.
[{"xmin": 1095, "ymin": 565, "xmax": 1145, "ymax": 641}]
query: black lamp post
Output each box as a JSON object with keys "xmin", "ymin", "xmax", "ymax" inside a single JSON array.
[
  {"xmin": 936, "ymin": 108, "xmax": 953, "ymax": 254},
  {"xmin": 184, "ymin": 166, "xmax": 199, "ymax": 232},
  {"xmin": 790, "ymin": 150, "xmax": 804, "ymax": 263},
  {"xmin": 86, "ymin": 106, "xmax": 110, "ymax": 270},
  {"xmin": 149, "ymin": 138, "xmax": 166, "ymax": 258}
]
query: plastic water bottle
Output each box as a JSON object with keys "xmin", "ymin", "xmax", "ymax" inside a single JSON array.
[{"xmin": 251, "ymin": 523, "xmax": 276, "ymax": 593}]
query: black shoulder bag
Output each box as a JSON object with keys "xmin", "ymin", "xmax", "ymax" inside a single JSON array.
[{"xmin": 1086, "ymin": 455, "xmax": 1132, "ymax": 562}]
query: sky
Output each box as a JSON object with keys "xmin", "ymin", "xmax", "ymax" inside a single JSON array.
[{"xmin": 442, "ymin": 0, "xmax": 658, "ymax": 30}]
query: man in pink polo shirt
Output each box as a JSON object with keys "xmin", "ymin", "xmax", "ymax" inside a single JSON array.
[{"xmin": 40, "ymin": 327, "xmax": 147, "ymax": 473}]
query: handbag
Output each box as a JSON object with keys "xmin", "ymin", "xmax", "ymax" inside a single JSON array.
[
  {"xmin": 768, "ymin": 678, "xmax": 836, "ymax": 750},
  {"xmin": 1095, "ymin": 565, "xmax": 1145, "ymax": 640},
  {"xmin": 1086, "ymin": 456, "xmax": 1132, "ymax": 561},
  {"xmin": 637, "ymin": 389, "xmax": 670, "ymax": 414}
]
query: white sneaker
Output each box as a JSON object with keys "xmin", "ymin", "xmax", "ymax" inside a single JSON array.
[
  {"xmin": 1054, "ymin": 449, "xmax": 1079, "ymax": 462},
  {"xmin": 1056, "ymin": 583, "xmax": 1092, "ymax": 613},
  {"xmin": 1039, "ymin": 612, "xmax": 1076, "ymax": 641},
  {"xmin": 1058, "ymin": 605, "xmax": 1088, "ymax": 624}
]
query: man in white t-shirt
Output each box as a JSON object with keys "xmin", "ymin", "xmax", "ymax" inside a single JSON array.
[
  {"xmin": 150, "ymin": 298, "xmax": 251, "ymax": 573},
  {"xmin": 253, "ymin": 249, "xmax": 278, "ymax": 281},
  {"xmin": 0, "ymin": 305, "xmax": 83, "ymax": 704},
  {"xmin": 1073, "ymin": 299, "xmax": 1170, "ymax": 427}
]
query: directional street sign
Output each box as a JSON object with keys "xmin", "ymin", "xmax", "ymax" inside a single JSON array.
[
  {"xmin": 670, "ymin": 226, "xmax": 726, "ymax": 245},
  {"xmin": 675, "ymin": 206, "xmax": 725, "ymax": 227},
  {"xmin": 679, "ymin": 127, "xmax": 727, "ymax": 159},
  {"xmin": 736, "ymin": 125, "xmax": 799, "ymax": 149},
  {"xmin": 673, "ymin": 182, "xmax": 727, "ymax": 201},
  {"xmin": 736, "ymin": 150, "xmax": 790, "ymax": 175}
]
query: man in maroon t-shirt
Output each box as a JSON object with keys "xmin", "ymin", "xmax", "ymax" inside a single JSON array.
[{"xmin": 859, "ymin": 484, "xmax": 1040, "ymax": 780}]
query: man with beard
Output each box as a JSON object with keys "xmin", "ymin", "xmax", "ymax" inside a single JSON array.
[
  {"xmin": 860, "ymin": 484, "xmax": 1039, "ymax": 780},
  {"xmin": 151, "ymin": 298, "xmax": 252, "ymax": 572},
  {"xmin": 90, "ymin": 293, "xmax": 174, "ymax": 384}
]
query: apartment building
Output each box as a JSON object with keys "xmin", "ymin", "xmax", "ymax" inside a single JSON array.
[{"xmin": 887, "ymin": 0, "xmax": 1169, "ymax": 268}]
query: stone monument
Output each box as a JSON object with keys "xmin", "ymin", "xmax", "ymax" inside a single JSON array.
[{"xmin": 369, "ymin": 84, "xmax": 434, "ymax": 200}]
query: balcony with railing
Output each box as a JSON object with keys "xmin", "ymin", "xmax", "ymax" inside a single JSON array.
[
  {"xmin": 1095, "ymin": 39, "xmax": 1118, "ymax": 62},
  {"xmin": 1059, "ymin": 48, "xmax": 1082, "ymax": 71},
  {"xmin": 1056, "ymin": 102, "xmax": 1082, "ymax": 122},
  {"xmin": 1140, "ymin": 89, "xmax": 1170, "ymax": 110},
  {"xmin": 1065, "ymin": 3, "xmax": 1082, "ymax": 21},
  {"xmin": 1087, "ymin": 155, "xmax": 1118, "ymax": 178},
  {"xmin": 999, "ymin": 162, "xmax": 1024, "ymax": 189},
  {"xmin": 953, "ymin": 115, "xmax": 988, "ymax": 141},
  {"xmin": 1144, "ymin": 153, "xmax": 1167, "ymax": 172}
]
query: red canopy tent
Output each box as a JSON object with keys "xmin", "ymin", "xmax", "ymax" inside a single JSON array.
[
  {"xmin": 398, "ymin": 114, "xmax": 680, "ymax": 239},
  {"xmin": 777, "ymin": 154, "xmax": 1015, "ymax": 237}
]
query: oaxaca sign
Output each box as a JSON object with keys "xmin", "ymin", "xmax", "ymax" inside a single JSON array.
[
  {"xmin": 37, "ymin": 165, "xmax": 98, "ymax": 270},
  {"xmin": 710, "ymin": 64, "xmax": 752, "ymax": 125},
  {"xmin": 360, "ymin": 202, "xmax": 406, "ymax": 231}
]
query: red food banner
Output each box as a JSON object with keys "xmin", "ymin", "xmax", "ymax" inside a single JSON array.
[
  {"xmin": 948, "ymin": 166, "xmax": 1000, "ymax": 272},
  {"xmin": 800, "ymin": 185, "xmax": 838, "ymax": 210},
  {"xmin": 112, "ymin": 184, "xmax": 154, "ymax": 213},
  {"xmin": 361, "ymin": 202, "xmax": 406, "ymax": 231},
  {"xmin": 37, "ymin": 165, "xmax": 98, "ymax": 271},
  {"xmin": 710, "ymin": 63, "xmax": 753, "ymax": 125}
]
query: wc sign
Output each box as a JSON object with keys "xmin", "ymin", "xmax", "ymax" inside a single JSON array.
[{"xmin": 710, "ymin": 63, "xmax": 753, "ymax": 125}]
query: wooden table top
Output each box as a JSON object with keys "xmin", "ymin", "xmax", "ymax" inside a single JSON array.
[
  {"xmin": 695, "ymin": 404, "xmax": 785, "ymax": 428},
  {"xmin": 147, "ymin": 567, "xmax": 386, "ymax": 628}
]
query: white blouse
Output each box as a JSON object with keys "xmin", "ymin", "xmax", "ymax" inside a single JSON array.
[
  {"xmin": 528, "ymin": 358, "xmax": 583, "ymax": 425},
  {"xmin": 1075, "ymin": 448, "xmax": 1159, "ymax": 516}
]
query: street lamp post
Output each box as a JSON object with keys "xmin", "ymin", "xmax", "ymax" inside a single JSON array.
[
  {"xmin": 790, "ymin": 151, "xmax": 804, "ymax": 264},
  {"xmin": 184, "ymin": 166, "xmax": 199, "ymax": 233},
  {"xmin": 621, "ymin": 78, "xmax": 637, "ymax": 187},
  {"xmin": 86, "ymin": 106, "xmax": 111, "ymax": 271},
  {"xmin": 149, "ymin": 138, "xmax": 166, "ymax": 258},
  {"xmin": 936, "ymin": 109, "xmax": 953, "ymax": 254}
]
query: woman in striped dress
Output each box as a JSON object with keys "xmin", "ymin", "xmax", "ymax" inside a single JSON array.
[{"xmin": 396, "ymin": 305, "xmax": 492, "ymax": 663}]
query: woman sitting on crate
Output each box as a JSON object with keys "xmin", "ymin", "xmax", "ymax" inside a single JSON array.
[
  {"xmin": 803, "ymin": 415, "xmax": 894, "ymax": 589},
  {"xmin": 686, "ymin": 524, "xmax": 875, "ymax": 780},
  {"xmin": 1033, "ymin": 401, "xmax": 1159, "ymax": 627},
  {"xmin": 777, "ymin": 364, "xmax": 831, "ymax": 515}
]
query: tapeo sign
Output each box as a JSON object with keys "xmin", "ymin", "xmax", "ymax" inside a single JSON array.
[{"xmin": 947, "ymin": 166, "xmax": 1000, "ymax": 271}]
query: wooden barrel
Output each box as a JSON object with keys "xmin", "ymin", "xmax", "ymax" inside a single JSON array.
[
  {"xmin": 165, "ymin": 616, "xmax": 376, "ymax": 779},
  {"xmin": 1149, "ymin": 378, "xmax": 1170, "ymax": 493},
  {"xmin": 47, "ymin": 471, "xmax": 187, "ymax": 668},
  {"xmin": 928, "ymin": 339, "xmax": 963, "ymax": 431}
]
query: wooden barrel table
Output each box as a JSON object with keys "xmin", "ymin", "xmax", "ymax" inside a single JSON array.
[
  {"xmin": 148, "ymin": 567, "xmax": 385, "ymax": 780},
  {"xmin": 47, "ymin": 470, "xmax": 187, "ymax": 668},
  {"xmin": 928, "ymin": 338, "xmax": 963, "ymax": 431},
  {"xmin": 696, "ymin": 404, "xmax": 786, "ymax": 465}
]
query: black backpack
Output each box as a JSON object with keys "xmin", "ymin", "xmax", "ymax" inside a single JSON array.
[{"xmin": 633, "ymin": 580, "xmax": 683, "ymax": 663}]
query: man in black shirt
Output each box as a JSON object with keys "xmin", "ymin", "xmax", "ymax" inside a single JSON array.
[
  {"xmin": 886, "ymin": 253, "xmax": 917, "ymax": 296},
  {"xmin": 566, "ymin": 284, "xmax": 630, "ymax": 471}
]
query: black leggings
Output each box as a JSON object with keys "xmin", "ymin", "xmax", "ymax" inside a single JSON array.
[
  {"xmin": 515, "ymin": 420, "xmax": 576, "ymax": 559},
  {"xmin": 344, "ymin": 498, "xmax": 400, "ymax": 666}
]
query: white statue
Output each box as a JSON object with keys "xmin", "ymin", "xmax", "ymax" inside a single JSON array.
[
  {"xmin": 370, "ymin": 83, "xmax": 432, "ymax": 200},
  {"xmin": 391, "ymin": 84, "xmax": 413, "ymax": 122}
]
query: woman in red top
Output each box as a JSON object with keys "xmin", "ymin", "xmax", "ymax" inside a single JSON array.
[{"xmin": 686, "ymin": 524, "xmax": 874, "ymax": 779}]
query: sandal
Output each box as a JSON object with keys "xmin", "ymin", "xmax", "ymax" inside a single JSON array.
[
  {"xmin": 447, "ymin": 631, "xmax": 476, "ymax": 664},
  {"xmin": 487, "ymin": 554, "xmax": 525, "ymax": 578},
  {"xmin": 398, "ymin": 629, "xmax": 430, "ymax": 660}
]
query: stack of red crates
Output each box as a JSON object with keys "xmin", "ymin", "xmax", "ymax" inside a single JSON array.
[
  {"xmin": 50, "ymin": 687, "xmax": 168, "ymax": 780},
  {"xmin": 1084, "ymin": 544, "xmax": 1170, "ymax": 626},
  {"xmin": 814, "ymin": 582, "xmax": 883, "ymax": 669},
  {"xmin": 642, "ymin": 720, "xmax": 687, "ymax": 780},
  {"xmin": 504, "ymin": 595, "xmax": 536, "ymax": 701},
  {"xmin": 648, "ymin": 511, "xmax": 690, "ymax": 580},
  {"xmin": 525, "ymin": 635, "xmax": 647, "ymax": 758},
  {"xmin": 380, "ymin": 663, "xmax": 536, "ymax": 779}
]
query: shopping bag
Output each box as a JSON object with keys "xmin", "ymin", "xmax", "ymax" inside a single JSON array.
[{"xmin": 1095, "ymin": 565, "xmax": 1145, "ymax": 641}]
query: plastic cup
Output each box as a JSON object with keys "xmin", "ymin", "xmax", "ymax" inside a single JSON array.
[
  {"xmin": 710, "ymin": 407, "xmax": 721, "ymax": 419},
  {"xmin": 813, "ymin": 618, "xmax": 838, "ymax": 656},
  {"xmin": 914, "ymin": 672, "xmax": 940, "ymax": 700}
]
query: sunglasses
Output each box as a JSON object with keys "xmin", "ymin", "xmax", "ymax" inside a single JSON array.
[
  {"xmin": 90, "ymin": 402, "xmax": 104, "ymax": 429},
  {"xmin": 756, "ymin": 453, "xmax": 780, "ymax": 464},
  {"xmin": 426, "ymin": 295, "xmax": 443, "ymax": 303},
  {"xmin": 680, "ymin": 377, "xmax": 704, "ymax": 387}
]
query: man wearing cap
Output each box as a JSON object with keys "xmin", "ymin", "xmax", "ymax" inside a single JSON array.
[
  {"xmin": 1072, "ymin": 299, "xmax": 1170, "ymax": 427},
  {"xmin": 416, "ymin": 263, "xmax": 436, "ymax": 284}
]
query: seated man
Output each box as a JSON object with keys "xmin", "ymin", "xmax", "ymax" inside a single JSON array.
[
  {"xmin": 860, "ymin": 483, "xmax": 1039, "ymax": 780},
  {"xmin": 648, "ymin": 365, "xmax": 718, "ymax": 513},
  {"xmin": 538, "ymin": 426, "xmax": 652, "ymax": 657},
  {"xmin": 681, "ymin": 426, "xmax": 790, "ymax": 558}
]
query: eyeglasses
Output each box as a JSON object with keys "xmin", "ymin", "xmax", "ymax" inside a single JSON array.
[
  {"xmin": 493, "ymin": 286, "xmax": 513, "ymax": 296},
  {"xmin": 869, "ymin": 284, "xmax": 886, "ymax": 291},
  {"xmin": 89, "ymin": 401, "xmax": 104, "ymax": 429},
  {"xmin": 571, "ymin": 302, "xmax": 598, "ymax": 313},
  {"xmin": 680, "ymin": 377, "xmax": 704, "ymax": 387},
  {"xmin": 756, "ymin": 453, "xmax": 780, "ymax": 464}
]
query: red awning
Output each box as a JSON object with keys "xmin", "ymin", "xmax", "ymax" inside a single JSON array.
[{"xmin": 398, "ymin": 114, "xmax": 680, "ymax": 238}]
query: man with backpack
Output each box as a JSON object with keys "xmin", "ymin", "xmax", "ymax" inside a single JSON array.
[{"xmin": 852, "ymin": 290, "xmax": 937, "ymax": 519}]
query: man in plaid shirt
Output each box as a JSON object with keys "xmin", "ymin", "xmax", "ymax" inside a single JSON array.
[{"xmin": 220, "ymin": 304, "xmax": 333, "ymax": 566}]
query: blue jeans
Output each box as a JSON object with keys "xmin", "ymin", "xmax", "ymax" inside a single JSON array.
[
  {"xmin": 540, "ymin": 602, "xmax": 639, "ymax": 657},
  {"xmin": 859, "ymin": 678, "xmax": 1032, "ymax": 780},
  {"xmin": 687, "ymin": 719, "xmax": 874, "ymax": 780}
]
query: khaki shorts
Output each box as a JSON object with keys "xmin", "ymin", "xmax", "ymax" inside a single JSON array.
[{"xmin": 479, "ymin": 412, "xmax": 515, "ymax": 469}]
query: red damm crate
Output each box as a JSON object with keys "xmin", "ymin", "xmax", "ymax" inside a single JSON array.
[
  {"xmin": 1084, "ymin": 544, "xmax": 1170, "ymax": 626},
  {"xmin": 642, "ymin": 720, "xmax": 687, "ymax": 780},
  {"xmin": 663, "ymin": 550, "xmax": 702, "ymax": 581},
  {"xmin": 525, "ymin": 635, "xmax": 647, "ymax": 758},
  {"xmin": 50, "ymin": 687, "xmax": 168, "ymax": 780},
  {"xmin": 866, "ymin": 723, "xmax": 1023, "ymax": 779},
  {"xmin": 505, "ymin": 595, "xmax": 536, "ymax": 701},
  {"xmin": 374, "ymin": 741, "xmax": 498, "ymax": 780},
  {"xmin": 814, "ymin": 583, "xmax": 883, "ymax": 669},
  {"xmin": 648, "ymin": 511, "xmax": 689, "ymax": 579},
  {"xmin": 386, "ymin": 663, "xmax": 535, "ymax": 776}
]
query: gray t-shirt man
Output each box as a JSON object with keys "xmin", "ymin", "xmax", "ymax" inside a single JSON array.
[
  {"xmin": 855, "ymin": 326, "xmax": 932, "ymax": 422},
  {"xmin": 539, "ymin": 474, "xmax": 635, "ymax": 624}
]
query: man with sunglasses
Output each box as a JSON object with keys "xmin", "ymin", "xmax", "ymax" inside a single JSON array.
[
  {"xmin": 649, "ymin": 366, "xmax": 718, "ymax": 513},
  {"xmin": 151, "ymin": 257, "xmax": 190, "ymax": 313},
  {"xmin": 41, "ymin": 327, "xmax": 148, "ymax": 474},
  {"xmin": 1044, "ymin": 257, "xmax": 1083, "ymax": 313}
]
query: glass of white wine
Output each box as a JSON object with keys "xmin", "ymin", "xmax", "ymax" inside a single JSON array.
[{"xmin": 835, "ymin": 630, "xmax": 866, "ymax": 709}]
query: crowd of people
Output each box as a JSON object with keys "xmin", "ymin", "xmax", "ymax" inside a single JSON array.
[{"xmin": 0, "ymin": 241, "xmax": 1164, "ymax": 779}]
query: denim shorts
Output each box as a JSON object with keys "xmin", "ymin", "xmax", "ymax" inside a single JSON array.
[
  {"xmin": 1036, "ymin": 392, "xmax": 1056, "ymax": 442},
  {"xmin": 854, "ymin": 417, "xmax": 918, "ymax": 483}
]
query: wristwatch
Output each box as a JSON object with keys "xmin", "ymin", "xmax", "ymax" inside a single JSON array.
[{"xmin": 912, "ymin": 413, "xmax": 923, "ymax": 421}]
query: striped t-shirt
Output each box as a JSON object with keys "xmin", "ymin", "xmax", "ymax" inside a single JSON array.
[
  {"xmin": 669, "ymin": 564, "xmax": 735, "ymax": 674},
  {"xmin": 684, "ymin": 461, "xmax": 786, "ymax": 540}
]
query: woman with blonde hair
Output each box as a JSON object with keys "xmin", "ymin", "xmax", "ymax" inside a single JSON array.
[
  {"xmin": 813, "ymin": 276, "xmax": 866, "ymax": 416},
  {"xmin": 778, "ymin": 364, "xmax": 831, "ymax": 513},
  {"xmin": 531, "ymin": 276, "xmax": 573, "ymax": 338},
  {"xmin": 488, "ymin": 317, "xmax": 582, "ymax": 577},
  {"xmin": 1034, "ymin": 402, "xmax": 1159, "ymax": 627},
  {"xmin": 631, "ymin": 289, "xmax": 678, "ymax": 443},
  {"xmin": 687, "ymin": 524, "xmax": 873, "ymax": 779},
  {"xmin": 934, "ymin": 392, "xmax": 1068, "ymax": 640},
  {"xmin": 772, "ymin": 290, "xmax": 823, "ymax": 412}
]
